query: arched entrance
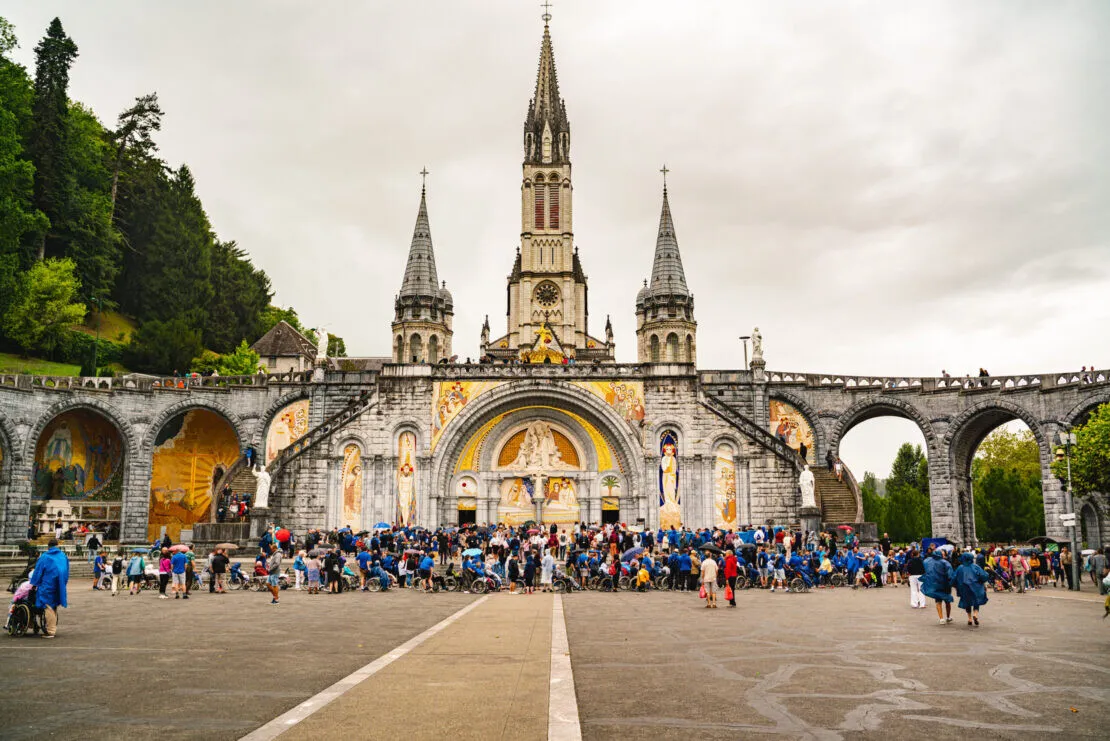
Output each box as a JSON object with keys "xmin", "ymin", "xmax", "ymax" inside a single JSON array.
[
  {"xmin": 31, "ymin": 408, "xmax": 127, "ymax": 540},
  {"xmin": 148, "ymin": 408, "xmax": 240, "ymax": 541},
  {"xmin": 946, "ymin": 402, "xmax": 1049, "ymax": 546},
  {"xmin": 431, "ymin": 380, "xmax": 642, "ymax": 527}
]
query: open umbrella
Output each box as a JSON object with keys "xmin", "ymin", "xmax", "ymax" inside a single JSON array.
[
  {"xmin": 355, "ymin": 530, "xmax": 370, "ymax": 537},
  {"xmin": 404, "ymin": 549, "xmax": 423, "ymax": 556},
  {"xmin": 936, "ymin": 543, "xmax": 955, "ymax": 552},
  {"xmin": 169, "ymin": 544, "xmax": 190, "ymax": 553},
  {"xmin": 274, "ymin": 528, "xmax": 291, "ymax": 543},
  {"xmin": 462, "ymin": 548, "xmax": 483, "ymax": 557},
  {"xmin": 699, "ymin": 543, "xmax": 724, "ymax": 555},
  {"xmin": 527, "ymin": 528, "xmax": 540, "ymax": 535},
  {"xmin": 373, "ymin": 522, "xmax": 390, "ymax": 530},
  {"xmin": 214, "ymin": 543, "xmax": 239, "ymax": 551},
  {"xmin": 621, "ymin": 547, "xmax": 645, "ymax": 562},
  {"xmin": 131, "ymin": 546, "xmax": 149, "ymax": 553},
  {"xmin": 837, "ymin": 525, "xmax": 853, "ymax": 531}
]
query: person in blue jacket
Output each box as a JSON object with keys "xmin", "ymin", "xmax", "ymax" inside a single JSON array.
[
  {"xmin": 922, "ymin": 549, "xmax": 955, "ymax": 624},
  {"xmin": 419, "ymin": 553, "xmax": 435, "ymax": 590},
  {"xmin": 369, "ymin": 563, "xmax": 391, "ymax": 591},
  {"xmin": 954, "ymin": 551, "xmax": 989, "ymax": 627},
  {"xmin": 29, "ymin": 539, "xmax": 69, "ymax": 638}
]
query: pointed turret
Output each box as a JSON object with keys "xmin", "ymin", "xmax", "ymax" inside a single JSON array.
[
  {"xmin": 647, "ymin": 187, "xmax": 690, "ymax": 296},
  {"xmin": 524, "ymin": 18, "xmax": 570, "ymax": 164},
  {"xmin": 399, "ymin": 186, "xmax": 442, "ymax": 297},
  {"xmin": 391, "ymin": 182, "xmax": 453, "ymax": 363},
  {"xmin": 637, "ymin": 181, "xmax": 696, "ymax": 363}
]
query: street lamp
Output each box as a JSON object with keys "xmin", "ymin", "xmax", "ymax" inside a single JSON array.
[
  {"xmin": 87, "ymin": 295, "xmax": 103, "ymax": 377},
  {"xmin": 739, "ymin": 336, "xmax": 751, "ymax": 368},
  {"xmin": 1057, "ymin": 430, "xmax": 1081, "ymax": 591}
]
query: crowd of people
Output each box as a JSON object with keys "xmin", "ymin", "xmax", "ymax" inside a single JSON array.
[{"xmin": 9, "ymin": 522, "xmax": 1110, "ymax": 639}]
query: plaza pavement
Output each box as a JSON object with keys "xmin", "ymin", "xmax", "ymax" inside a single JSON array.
[{"xmin": 0, "ymin": 583, "xmax": 1106, "ymax": 740}]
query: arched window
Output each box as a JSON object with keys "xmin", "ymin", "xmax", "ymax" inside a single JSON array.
[
  {"xmin": 410, "ymin": 334, "xmax": 423, "ymax": 363},
  {"xmin": 534, "ymin": 174, "xmax": 545, "ymax": 229},
  {"xmin": 549, "ymin": 181, "xmax": 560, "ymax": 229},
  {"xmin": 395, "ymin": 335, "xmax": 403, "ymax": 363},
  {"xmin": 666, "ymin": 333, "xmax": 679, "ymax": 362},
  {"xmin": 428, "ymin": 335, "xmax": 439, "ymax": 364},
  {"xmin": 649, "ymin": 334, "xmax": 661, "ymax": 363},
  {"xmin": 685, "ymin": 334, "xmax": 694, "ymax": 363}
]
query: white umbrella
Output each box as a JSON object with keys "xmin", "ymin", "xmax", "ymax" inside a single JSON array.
[{"xmin": 936, "ymin": 543, "xmax": 955, "ymax": 552}]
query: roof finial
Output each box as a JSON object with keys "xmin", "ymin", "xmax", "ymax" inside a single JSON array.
[
  {"xmin": 659, "ymin": 163, "xmax": 669, "ymax": 191},
  {"xmin": 541, "ymin": 0, "xmax": 552, "ymax": 25},
  {"xmin": 419, "ymin": 166, "xmax": 429, "ymax": 194}
]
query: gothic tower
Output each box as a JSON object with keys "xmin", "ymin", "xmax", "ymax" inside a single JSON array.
[
  {"xmin": 636, "ymin": 183, "xmax": 696, "ymax": 363},
  {"xmin": 392, "ymin": 184, "xmax": 453, "ymax": 363},
  {"xmin": 483, "ymin": 16, "xmax": 613, "ymax": 363}
]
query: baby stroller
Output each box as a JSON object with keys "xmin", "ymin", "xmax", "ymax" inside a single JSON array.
[
  {"xmin": 987, "ymin": 567, "xmax": 1013, "ymax": 592},
  {"xmin": 6, "ymin": 582, "xmax": 44, "ymax": 637}
]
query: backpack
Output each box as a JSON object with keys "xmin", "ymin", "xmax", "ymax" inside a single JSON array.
[{"xmin": 112, "ymin": 558, "xmax": 123, "ymax": 575}]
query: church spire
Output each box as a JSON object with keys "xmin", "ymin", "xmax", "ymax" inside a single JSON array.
[
  {"xmin": 399, "ymin": 182, "xmax": 440, "ymax": 297},
  {"xmin": 648, "ymin": 185, "xmax": 689, "ymax": 295},
  {"xmin": 524, "ymin": 15, "xmax": 569, "ymax": 164}
]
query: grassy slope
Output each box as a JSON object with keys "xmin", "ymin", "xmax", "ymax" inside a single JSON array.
[
  {"xmin": 71, "ymin": 309, "xmax": 137, "ymax": 344},
  {"xmin": 0, "ymin": 352, "xmax": 81, "ymax": 376}
]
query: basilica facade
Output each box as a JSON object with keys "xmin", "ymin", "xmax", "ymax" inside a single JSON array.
[{"xmin": 4, "ymin": 19, "xmax": 1101, "ymax": 548}]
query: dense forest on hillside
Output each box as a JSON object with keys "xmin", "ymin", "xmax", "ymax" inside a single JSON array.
[{"xmin": 0, "ymin": 17, "xmax": 327, "ymax": 375}]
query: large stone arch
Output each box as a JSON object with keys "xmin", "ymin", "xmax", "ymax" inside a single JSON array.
[
  {"xmin": 429, "ymin": 380, "xmax": 645, "ymax": 521},
  {"xmin": 19, "ymin": 397, "xmax": 138, "ymax": 542},
  {"xmin": 768, "ymin": 389, "xmax": 828, "ymax": 461},
  {"xmin": 829, "ymin": 395, "xmax": 938, "ymax": 457},
  {"xmin": 24, "ymin": 396, "xmax": 139, "ymax": 462},
  {"xmin": 942, "ymin": 399, "xmax": 1050, "ymax": 546}
]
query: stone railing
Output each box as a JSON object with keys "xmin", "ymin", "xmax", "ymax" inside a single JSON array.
[
  {"xmin": 700, "ymin": 394, "xmax": 805, "ymax": 473},
  {"xmin": 0, "ymin": 369, "xmax": 316, "ymax": 394},
  {"xmin": 267, "ymin": 389, "xmax": 379, "ymax": 473},
  {"xmin": 763, "ymin": 368, "xmax": 1109, "ymax": 392},
  {"xmin": 840, "ymin": 459, "xmax": 865, "ymax": 523},
  {"xmin": 390, "ymin": 362, "xmax": 678, "ymax": 380}
]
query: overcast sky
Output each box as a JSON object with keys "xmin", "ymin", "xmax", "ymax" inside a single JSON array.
[{"xmin": 5, "ymin": 1, "xmax": 1108, "ymax": 477}]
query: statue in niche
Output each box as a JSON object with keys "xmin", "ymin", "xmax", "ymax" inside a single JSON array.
[{"xmin": 507, "ymin": 421, "xmax": 565, "ymax": 472}]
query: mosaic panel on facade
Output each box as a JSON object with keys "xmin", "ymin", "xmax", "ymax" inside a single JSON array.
[
  {"xmin": 265, "ymin": 399, "xmax": 309, "ymax": 465},
  {"xmin": 34, "ymin": 409, "xmax": 124, "ymax": 501},
  {"xmin": 769, "ymin": 400, "xmax": 816, "ymax": 464},
  {"xmin": 430, "ymin": 381, "xmax": 502, "ymax": 450}
]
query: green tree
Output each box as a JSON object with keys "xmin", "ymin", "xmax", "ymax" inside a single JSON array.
[
  {"xmin": 259, "ymin": 304, "xmax": 306, "ymax": 337},
  {"xmin": 327, "ymin": 333, "xmax": 346, "ymax": 358},
  {"xmin": 109, "ymin": 92, "xmax": 161, "ymax": 221},
  {"xmin": 882, "ymin": 443, "xmax": 931, "ymax": 541},
  {"xmin": 974, "ymin": 467, "xmax": 1043, "ymax": 543},
  {"xmin": 205, "ymin": 240, "xmax": 271, "ymax": 352},
  {"xmin": 888, "ymin": 443, "xmax": 929, "ymax": 495},
  {"xmin": 215, "ymin": 340, "xmax": 260, "ymax": 375},
  {"xmin": 1053, "ymin": 403, "xmax": 1110, "ymax": 496},
  {"xmin": 29, "ymin": 17, "xmax": 78, "ymax": 261},
  {"xmin": 3, "ymin": 257, "xmax": 85, "ymax": 356},
  {"xmin": 859, "ymin": 471, "xmax": 886, "ymax": 529},
  {"xmin": 976, "ymin": 428, "xmax": 1041, "ymax": 480},
  {"xmin": 124, "ymin": 317, "xmax": 202, "ymax": 375},
  {"xmin": 61, "ymin": 102, "xmax": 119, "ymax": 302}
]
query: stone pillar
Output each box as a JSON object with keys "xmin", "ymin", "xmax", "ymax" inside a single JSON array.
[
  {"xmin": 928, "ymin": 444, "xmax": 963, "ymax": 545},
  {"xmin": 2, "ymin": 459, "xmax": 33, "ymax": 544},
  {"xmin": 799, "ymin": 506, "xmax": 822, "ymax": 537},
  {"xmin": 120, "ymin": 454, "xmax": 151, "ymax": 545}
]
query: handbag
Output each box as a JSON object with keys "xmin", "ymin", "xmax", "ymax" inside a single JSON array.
[
  {"xmin": 699, "ymin": 584, "xmax": 707, "ymax": 599},
  {"xmin": 724, "ymin": 585, "xmax": 734, "ymax": 601}
]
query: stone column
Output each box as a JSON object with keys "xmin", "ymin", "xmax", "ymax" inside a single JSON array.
[
  {"xmin": 2, "ymin": 458, "xmax": 34, "ymax": 544},
  {"xmin": 120, "ymin": 454, "xmax": 151, "ymax": 545},
  {"xmin": 928, "ymin": 444, "xmax": 963, "ymax": 544}
]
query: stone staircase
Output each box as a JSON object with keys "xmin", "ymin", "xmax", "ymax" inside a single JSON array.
[
  {"xmin": 812, "ymin": 467, "xmax": 861, "ymax": 524},
  {"xmin": 267, "ymin": 388, "xmax": 379, "ymax": 473}
]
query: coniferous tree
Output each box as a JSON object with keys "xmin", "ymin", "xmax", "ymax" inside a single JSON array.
[
  {"xmin": 206, "ymin": 240, "xmax": 272, "ymax": 352},
  {"xmin": 62, "ymin": 103, "xmax": 118, "ymax": 302},
  {"xmin": 29, "ymin": 17, "xmax": 78, "ymax": 261},
  {"xmin": 109, "ymin": 92, "xmax": 161, "ymax": 221}
]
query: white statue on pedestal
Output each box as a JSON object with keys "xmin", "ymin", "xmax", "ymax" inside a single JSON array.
[
  {"xmin": 314, "ymin": 327, "xmax": 328, "ymax": 361},
  {"xmin": 251, "ymin": 465, "xmax": 272, "ymax": 509},
  {"xmin": 752, "ymin": 326, "xmax": 763, "ymax": 361},
  {"xmin": 799, "ymin": 464, "xmax": 816, "ymax": 509}
]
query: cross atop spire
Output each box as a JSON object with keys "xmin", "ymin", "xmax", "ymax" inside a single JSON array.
[
  {"xmin": 541, "ymin": 0, "xmax": 552, "ymax": 24},
  {"xmin": 648, "ymin": 185, "xmax": 689, "ymax": 295},
  {"xmin": 398, "ymin": 184, "xmax": 440, "ymax": 297},
  {"xmin": 419, "ymin": 166, "xmax": 429, "ymax": 193},
  {"xmin": 659, "ymin": 164, "xmax": 669, "ymax": 191}
]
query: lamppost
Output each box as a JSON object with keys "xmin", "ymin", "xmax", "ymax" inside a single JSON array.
[
  {"xmin": 1057, "ymin": 430, "xmax": 1081, "ymax": 591},
  {"xmin": 87, "ymin": 295, "xmax": 103, "ymax": 377},
  {"xmin": 739, "ymin": 335, "xmax": 751, "ymax": 368}
]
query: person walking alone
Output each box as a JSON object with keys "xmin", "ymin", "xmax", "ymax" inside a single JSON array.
[
  {"xmin": 158, "ymin": 549, "xmax": 171, "ymax": 599},
  {"xmin": 266, "ymin": 547, "xmax": 283, "ymax": 605},
  {"xmin": 906, "ymin": 548, "xmax": 927, "ymax": 609},
  {"xmin": 29, "ymin": 539, "xmax": 69, "ymax": 639},
  {"xmin": 724, "ymin": 549, "xmax": 739, "ymax": 607}
]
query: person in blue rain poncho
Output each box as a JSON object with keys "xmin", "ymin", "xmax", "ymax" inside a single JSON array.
[
  {"xmin": 954, "ymin": 551, "xmax": 989, "ymax": 627},
  {"xmin": 29, "ymin": 539, "xmax": 69, "ymax": 638},
  {"xmin": 921, "ymin": 549, "xmax": 955, "ymax": 625}
]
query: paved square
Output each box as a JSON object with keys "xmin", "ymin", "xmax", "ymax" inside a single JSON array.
[{"xmin": 1, "ymin": 585, "xmax": 1107, "ymax": 740}]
